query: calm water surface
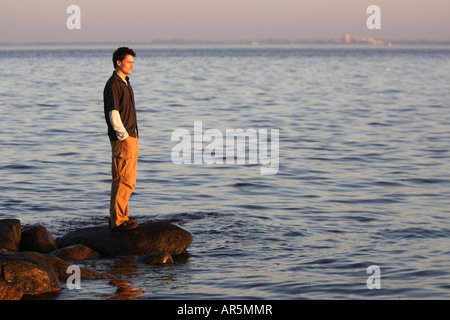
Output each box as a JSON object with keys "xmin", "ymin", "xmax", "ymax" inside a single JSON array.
[{"xmin": 0, "ymin": 45, "xmax": 449, "ymax": 299}]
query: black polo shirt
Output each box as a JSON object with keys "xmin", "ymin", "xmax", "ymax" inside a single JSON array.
[{"xmin": 103, "ymin": 71, "xmax": 138, "ymax": 141}]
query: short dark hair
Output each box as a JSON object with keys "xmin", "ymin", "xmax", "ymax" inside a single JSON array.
[{"xmin": 112, "ymin": 47, "xmax": 136, "ymax": 69}]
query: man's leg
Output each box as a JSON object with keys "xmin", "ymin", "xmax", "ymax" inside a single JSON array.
[{"xmin": 110, "ymin": 137, "xmax": 138, "ymax": 228}]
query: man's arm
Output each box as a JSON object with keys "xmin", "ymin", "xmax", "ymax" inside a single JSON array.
[{"xmin": 109, "ymin": 110, "xmax": 129, "ymax": 141}]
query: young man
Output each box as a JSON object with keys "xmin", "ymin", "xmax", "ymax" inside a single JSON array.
[{"xmin": 103, "ymin": 47, "xmax": 139, "ymax": 231}]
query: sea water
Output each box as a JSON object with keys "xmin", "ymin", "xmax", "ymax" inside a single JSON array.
[{"xmin": 0, "ymin": 45, "xmax": 449, "ymax": 299}]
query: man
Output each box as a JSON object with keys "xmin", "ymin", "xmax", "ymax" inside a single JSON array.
[{"xmin": 103, "ymin": 47, "xmax": 139, "ymax": 231}]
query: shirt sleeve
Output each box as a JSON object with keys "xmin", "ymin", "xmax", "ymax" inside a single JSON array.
[{"xmin": 109, "ymin": 110, "xmax": 129, "ymax": 141}]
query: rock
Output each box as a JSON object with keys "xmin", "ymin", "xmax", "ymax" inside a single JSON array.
[
  {"xmin": 22, "ymin": 251, "xmax": 114, "ymax": 281},
  {"xmin": 0, "ymin": 219, "xmax": 190, "ymax": 298},
  {"xmin": 136, "ymin": 252, "xmax": 174, "ymax": 264},
  {"xmin": 0, "ymin": 252, "xmax": 61, "ymax": 295},
  {"xmin": 20, "ymin": 225, "xmax": 58, "ymax": 253},
  {"xmin": 0, "ymin": 280, "xmax": 23, "ymax": 300},
  {"xmin": 0, "ymin": 219, "xmax": 21, "ymax": 252},
  {"xmin": 55, "ymin": 221, "xmax": 193, "ymax": 257},
  {"xmin": 50, "ymin": 244, "xmax": 101, "ymax": 261}
]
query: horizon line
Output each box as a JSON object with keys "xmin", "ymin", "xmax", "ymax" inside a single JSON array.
[{"xmin": 2, "ymin": 37, "xmax": 450, "ymax": 47}]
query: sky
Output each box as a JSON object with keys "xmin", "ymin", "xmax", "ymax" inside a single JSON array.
[{"xmin": 0, "ymin": 0, "xmax": 449, "ymax": 43}]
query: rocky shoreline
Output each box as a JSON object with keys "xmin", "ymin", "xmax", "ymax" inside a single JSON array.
[{"xmin": 0, "ymin": 219, "xmax": 193, "ymax": 300}]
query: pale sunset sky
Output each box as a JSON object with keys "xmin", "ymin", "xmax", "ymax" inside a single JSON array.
[{"xmin": 0, "ymin": 0, "xmax": 449, "ymax": 43}]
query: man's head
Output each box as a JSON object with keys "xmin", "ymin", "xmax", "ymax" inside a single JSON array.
[{"xmin": 113, "ymin": 47, "xmax": 136, "ymax": 76}]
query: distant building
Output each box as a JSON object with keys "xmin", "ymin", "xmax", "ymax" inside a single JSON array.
[
  {"xmin": 342, "ymin": 34, "xmax": 352, "ymax": 44},
  {"xmin": 338, "ymin": 34, "xmax": 391, "ymax": 46}
]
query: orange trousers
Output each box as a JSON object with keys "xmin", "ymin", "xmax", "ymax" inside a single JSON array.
[{"xmin": 110, "ymin": 136, "xmax": 139, "ymax": 228}]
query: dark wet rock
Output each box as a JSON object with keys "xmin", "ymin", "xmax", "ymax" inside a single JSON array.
[
  {"xmin": 0, "ymin": 219, "xmax": 21, "ymax": 252},
  {"xmin": 0, "ymin": 219, "xmax": 191, "ymax": 299},
  {"xmin": 20, "ymin": 225, "xmax": 58, "ymax": 253},
  {"xmin": 50, "ymin": 244, "xmax": 101, "ymax": 261},
  {"xmin": 0, "ymin": 252, "xmax": 61, "ymax": 295},
  {"xmin": 0, "ymin": 280, "xmax": 23, "ymax": 300},
  {"xmin": 22, "ymin": 251, "xmax": 114, "ymax": 280},
  {"xmin": 136, "ymin": 252, "xmax": 174, "ymax": 264},
  {"xmin": 55, "ymin": 221, "xmax": 193, "ymax": 257}
]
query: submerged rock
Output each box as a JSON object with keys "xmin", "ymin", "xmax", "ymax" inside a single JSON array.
[
  {"xmin": 55, "ymin": 221, "xmax": 193, "ymax": 257},
  {"xmin": 50, "ymin": 244, "xmax": 101, "ymax": 261},
  {"xmin": 136, "ymin": 252, "xmax": 174, "ymax": 264}
]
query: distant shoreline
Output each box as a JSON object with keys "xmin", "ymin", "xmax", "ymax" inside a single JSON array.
[{"xmin": 1, "ymin": 38, "xmax": 450, "ymax": 47}]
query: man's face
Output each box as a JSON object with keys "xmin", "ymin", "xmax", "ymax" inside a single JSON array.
[{"xmin": 116, "ymin": 54, "xmax": 134, "ymax": 75}]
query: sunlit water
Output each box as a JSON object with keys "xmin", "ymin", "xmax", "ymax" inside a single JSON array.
[{"xmin": 1, "ymin": 45, "xmax": 449, "ymax": 299}]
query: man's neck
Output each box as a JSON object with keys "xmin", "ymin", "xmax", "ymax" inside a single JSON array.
[{"xmin": 115, "ymin": 70, "xmax": 128, "ymax": 82}]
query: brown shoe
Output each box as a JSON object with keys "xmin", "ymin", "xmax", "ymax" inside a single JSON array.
[{"xmin": 111, "ymin": 219, "xmax": 139, "ymax": 231}]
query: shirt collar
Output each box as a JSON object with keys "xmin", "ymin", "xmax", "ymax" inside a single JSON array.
[{"xmin": 113, "ymin": 71, "xmax": 130, "ymax": 84}]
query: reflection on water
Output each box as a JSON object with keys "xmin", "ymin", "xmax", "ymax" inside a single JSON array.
[{"xmin": 108, "ymin": 257, "xmax": 145, "ymax": 300}]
